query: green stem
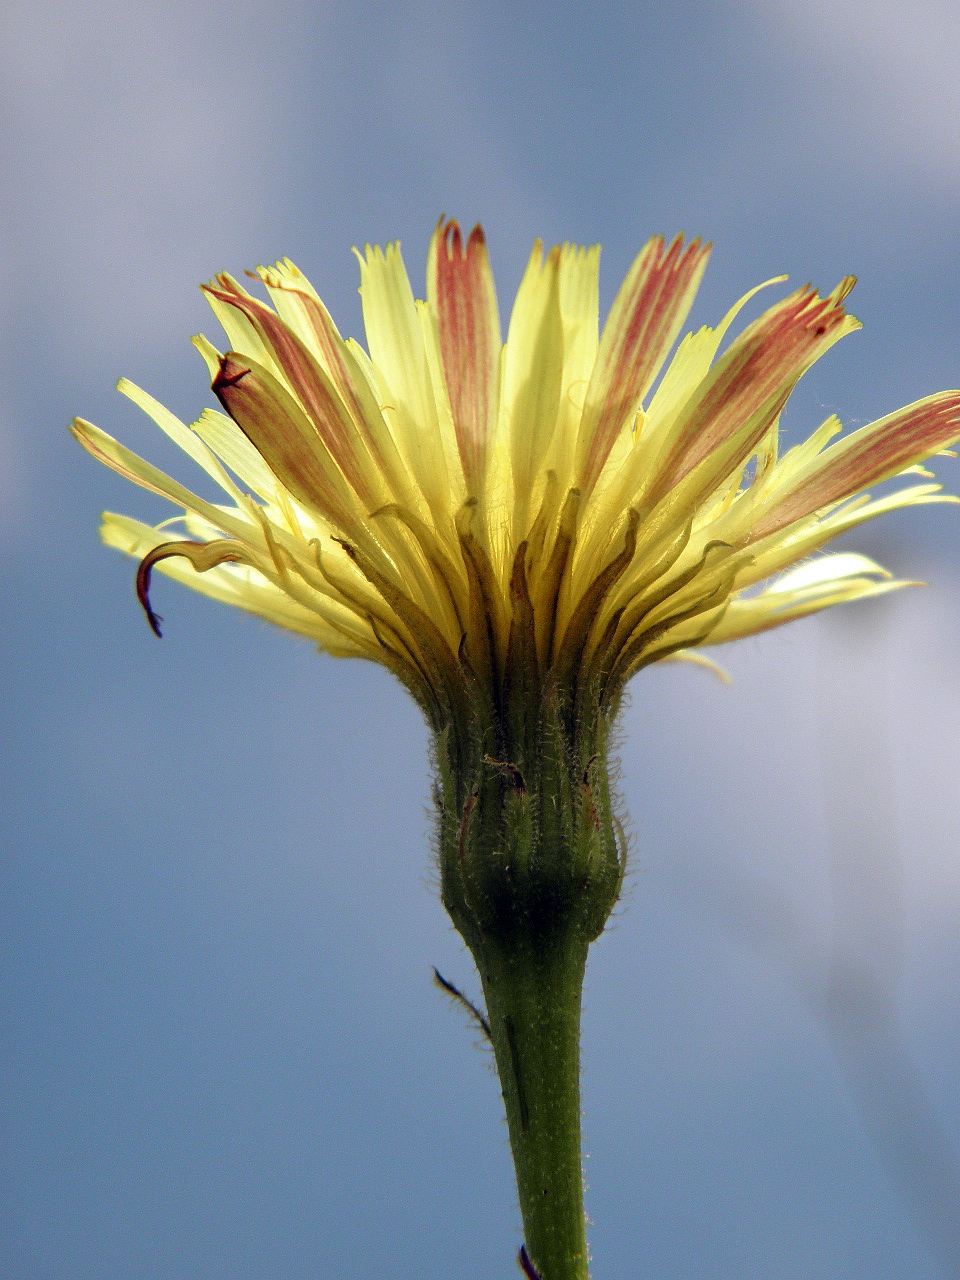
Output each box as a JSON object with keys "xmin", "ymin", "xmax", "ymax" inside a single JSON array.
[{"xmin": 473, "ymin": 930, "xmax": 590, "ymax": 1280}]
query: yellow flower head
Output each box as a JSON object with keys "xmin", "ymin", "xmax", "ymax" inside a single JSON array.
[{"xmin": 73, "ymin": 220, "xmax": 960, "ymax": 729}]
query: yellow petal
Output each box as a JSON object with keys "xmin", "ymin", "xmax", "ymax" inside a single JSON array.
[
  {"xmin": 354, "ymin": 241, "xmax": 454, "ymax": 523},
  {"xmin": 501, "ymin": 240, "xmax": 564, "ymax": 541}
]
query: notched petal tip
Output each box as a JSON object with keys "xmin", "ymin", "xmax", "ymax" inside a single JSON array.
[
  {"xmin": 439, "ymin": 216, "xmax": 463, "ymax": 258},
  {"xmin": 135, "ymin": 539, "xmax": 250, "ymax": 637},
  {"xmin": 435, "ymin": 215, "xmax": 488, "ymax": 259},
  {"xmin": 829, "ymin": 274, "xmax": 857, "ymax": 306}
]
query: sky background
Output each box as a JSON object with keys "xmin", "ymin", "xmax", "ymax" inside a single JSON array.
[{"xmin": 3, "ymin": 1, "xmax": 960, "ymax": 1276}]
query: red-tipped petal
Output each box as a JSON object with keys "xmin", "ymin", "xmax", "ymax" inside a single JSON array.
[
  {"xmin": 647, "ymin": 279, "xmax": 859, "ymax": 506},
  {"xmin": 429, "ymin": 218, "xmax": 501, "ymax": 492},
  {"xmin": 203, "ymin": 278, "xmax": 375, "ymax": 502},
  {"xmin": 752, "ymin": 390, "xmax": 960, "ymax": 541},
  {"xmin": 212, "ymin": 353, "xmax": 355, "ymax": 528},
  {"xmin": 577, "ymin": 234, "xmax": 711, "ymax": 493}
]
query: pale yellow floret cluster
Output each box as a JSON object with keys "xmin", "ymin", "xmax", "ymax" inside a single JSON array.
[{"xmin": 72, "ymin": 223, "xmax": 960, "ymax": 715}]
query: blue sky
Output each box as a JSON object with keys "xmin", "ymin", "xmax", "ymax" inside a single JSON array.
[{"xmin": 3, "ymin": 2, "xmax": 960, "ymax": 1276}]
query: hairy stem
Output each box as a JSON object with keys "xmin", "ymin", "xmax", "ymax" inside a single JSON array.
[{"xmin": 472, "ymin": 930, "xmax": 589, "ymax": 1280}]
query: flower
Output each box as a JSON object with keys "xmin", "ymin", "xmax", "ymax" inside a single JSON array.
[
  {"xmin": 73, "ymin": 222, "xmax": 960, "ymax": 1279},
  {"xmin": 73, "ymin": 220, "xmax": 960, "ymax": 730}
]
